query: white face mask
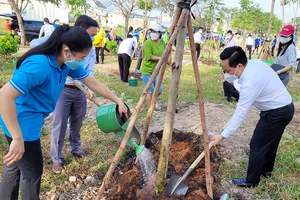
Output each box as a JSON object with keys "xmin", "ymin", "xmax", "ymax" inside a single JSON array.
[
  {"xmin": 280, "ymin": 36, "xmax": 291, "ymax": 44},
  {"xmin": 233, "ymin": 67, "xmax": 239, "ymax": 79},
  {"xmin": 150, "ymin": 33, "xmax": 159, "ymax": 40}
]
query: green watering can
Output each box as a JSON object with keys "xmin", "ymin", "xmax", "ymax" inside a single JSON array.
[{"xmin": 96, "ymin": 103, "xmax": 144, "ymax": 155}]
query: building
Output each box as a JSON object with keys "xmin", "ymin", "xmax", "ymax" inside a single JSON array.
[{"xmin": 0, "ymin": 0, "xmax": 11, "ymax": 13}]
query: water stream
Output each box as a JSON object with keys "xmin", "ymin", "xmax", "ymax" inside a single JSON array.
[{"xmin": 137, "ymin": 148, "xmax": 157, "ymax": 188}]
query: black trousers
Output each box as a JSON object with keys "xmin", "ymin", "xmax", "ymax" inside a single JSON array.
[
  {"xmin": 246, "ymin": 45, "xmax": 252, "ymax": 60},
  {"xmin": 271, "ymin": 46, "xmax": 275, "ymax": 56},
  {"xmin": 253, "ymin": 45, "xmax": 259, "ymax": 53},
  {"xmin": 246, "ymin": 103, "xmax": 294, "ymax": 184},
  {"xmin": 223, "ymin": 81, "xmax": 239, "ymax": 100},
  {"xmin": 195, "ymin": 43, "xmax": 201, "ymax": 60},
  {"xmin": 96, "ymin": 45, "xmax": 110, "ymax": 63},
  {"xmin": 0, "ymin": 136, "xmax": 43, "ymax": 200},
  {"xmin": 118, "ymin": 53, "xmax": 131, "ymax": 82}
]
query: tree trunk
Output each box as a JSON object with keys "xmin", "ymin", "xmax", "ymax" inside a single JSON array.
[
  {"xmin": 260, "ymin": 0, "xmax": 275, "ymax": 61},
  {"xmin": 155, "ymin": 8, "xmax": 189, "ymax": 195},
  {"xmin": 267, "ymin": 0, "xmax": 275, "ymax": 38},
  {"xmin": 8, "ymin": 0, "xmax": 26, "ymax": 45},
  {"xmin": 282, "ymin": 1, "xmax": 285, "ymax": 27},
  {"xmin": 125, "ymin": 15, "xmax": 129, "ymax": 35}
]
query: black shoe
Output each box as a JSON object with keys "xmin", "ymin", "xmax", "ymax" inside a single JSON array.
[
  {"xmin": 262, "ymin": 172, "xmax": 272, "ymax": 178},
  {"xmin": 227, "ymin": 96, "xmax": 233, "ymax": 102},
  {"xmin": 232, "ymin": 178, "xmax": 257, "ymax": 188}
]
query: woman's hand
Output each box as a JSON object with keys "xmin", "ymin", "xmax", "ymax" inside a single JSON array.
[
  {"xmin": 117, "ymin": 100, "xmax": 129, "ymax": 119},
  {"xmin": 4, "ymin": 137, "xmax": 25, "ymax": 166},
  {"xmin": 211, "ymin": 134, "xmax": 224, "ymax": 145},
  {"xmin": 87, "ymin": 89, "xmax": 95, "ymax": 101}
]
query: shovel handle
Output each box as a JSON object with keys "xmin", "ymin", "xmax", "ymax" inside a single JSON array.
[
  {"xmin": 189, "ymin": 142, "xmax": 214, "ymax": 170},
  {"xmin": 67, "ymin": 76, "xmax": 101, "ymax": 107}
]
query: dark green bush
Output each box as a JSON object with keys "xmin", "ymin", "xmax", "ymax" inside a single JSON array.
[{"xmin": 0, "ymin": 33, "xmax": 19, "ymax": 59}]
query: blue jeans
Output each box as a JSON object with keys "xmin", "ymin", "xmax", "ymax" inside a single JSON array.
[{"xmin": 141, "ymin": 74, "xmax": 163, "ymax": 94}]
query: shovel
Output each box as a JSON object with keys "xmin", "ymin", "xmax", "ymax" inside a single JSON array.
[
  {"xmin": 165, "ymin": 142, "xmax": 214, "ymax": 195},
  {"xmin": 165, "ymin": 118, "xmax": 232, "ymax": 195}
]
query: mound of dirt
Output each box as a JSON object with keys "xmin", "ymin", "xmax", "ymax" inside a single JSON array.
[{"xmin": 105, "ymin": 130, "xmax": 222, "ymax": 200}]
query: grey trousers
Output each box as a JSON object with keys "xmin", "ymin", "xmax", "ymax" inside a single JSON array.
[
  {"xmin": 50, "ymin": 87, "xmax": 87, "ymax": 164},
  {"xmin": 0, "ymin": 136, "xmax": 43, "ymax": 200}
]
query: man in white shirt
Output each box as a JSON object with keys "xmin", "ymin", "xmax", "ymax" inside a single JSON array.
[
  {"xmin": 212, "ymin": 46, "xmax": 294, "ymax": 187},
  {"xmin": 39, "ymin": 18, "xmax": 54, "ymax": 38},
  {"xmin": 224, "ymin": 30, "xmax": 236, "ymax": 48},
  {"xmin": 194, "ymin": 27, "xmax": 204, "ymax": 60},
  {"xmin": 245, "ymin": 34, "xmax": 254, "ymax": 59},
  {"xmin": 117, "ymin": 35, "xmax": 138, "ymax": 82}
]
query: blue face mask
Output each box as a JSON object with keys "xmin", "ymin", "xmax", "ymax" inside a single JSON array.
[
  {"xmin": 91, "ymin": 36, "xmax": 95, "ymax": 42},
  {"xmin": 64, "ymin": 51, "xmax": 85, "ymax": 70}
]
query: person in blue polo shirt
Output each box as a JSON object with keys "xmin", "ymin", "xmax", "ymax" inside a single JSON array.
[{"xmin": 0, "ymin": 25, "xmax": 127, "ymax": 200}]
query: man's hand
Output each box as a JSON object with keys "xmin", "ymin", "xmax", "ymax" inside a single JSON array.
[
  {"xmin": 211, "ymin": 134, "xmax": 224, "ymax": 145},
  {"xmin": 4, "ymin": 137, "xmax": 25, "ymax": 166},
  {"xmin": 87, "ymin": 89, "xmax": 95, "ymax": 101}
]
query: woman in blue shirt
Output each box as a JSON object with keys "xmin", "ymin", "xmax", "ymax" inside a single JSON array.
[{"xmin": 0, "ymin": 25, "xmax": 127, "ymax": 200}]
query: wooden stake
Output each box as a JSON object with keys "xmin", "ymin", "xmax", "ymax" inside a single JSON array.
[
  {"xmin": 155, "ymin": 8, "xmax": 189, "ymax": 195},
  {"xmin": 140, "ymin": 5, "xmax": 182, "ymax": 145},
  {"xmin": 67, "ymin": 76, "xmax": 101, "ymax": 107},
  {"xmin": 187, "ymin": 17, "xmax": 213, "ymax": 198},
  {"xmin": 96, "ymin": 8, "xmax": 187, "ymax": 198}
]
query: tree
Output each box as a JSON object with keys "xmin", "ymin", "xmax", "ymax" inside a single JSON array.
[
  {"xmin": 138, "ymin": 0, "xmax": 153, "ymax": 27},
  {"xmin": 105, "ymin": 0, "xmax": 138, "ymax": 33},
  {"xmin": 266, "ymin": 0, "xmax": 276, "ymax": 40},
  {"xmin": 7, "ymin": 0, "xmax": 34, "ymax": 45},
  {"xmin": 280, "ymin": 0, "xmax": 290, "ymax": 26},
  {"xmin": 155, "ymin": 0, "xmax": 175, "ymax": 18},
  {"xmin": 6, "ymin": 0, "xmax": 92, "ymax": 46},
  {"xmin": 231, "ymin": 0, "xmax": 262, "ymax": 33},
  {"xmin": 65, "ymin": 0, "xmax": 91, "ymax": 19},
  {"xmin": 289, "ymin": 0, "xmax": 300, "ymax": 25}
]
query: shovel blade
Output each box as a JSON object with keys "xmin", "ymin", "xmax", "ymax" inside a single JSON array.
[{"xmin": 165, "ymin": 174, "xmax": 189, "ymax": 195}]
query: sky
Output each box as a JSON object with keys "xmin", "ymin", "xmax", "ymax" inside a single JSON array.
[{"xmin": 223, "ymin": 0, "xmax": 297, "ymax": 23}]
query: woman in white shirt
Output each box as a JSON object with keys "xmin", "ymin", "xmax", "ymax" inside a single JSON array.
[{"xmin": 117, "ymin": 35, "xmax": 137, "ymax": 82}]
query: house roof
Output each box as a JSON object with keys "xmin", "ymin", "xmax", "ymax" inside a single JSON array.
[{"xmin": 86, "ymin": 0, "xmax": 106, "ymax": 9}]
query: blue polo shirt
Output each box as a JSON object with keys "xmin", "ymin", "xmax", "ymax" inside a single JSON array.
[{"xmin": 0, "ymin": 54, "xmax": 88, "ymax": 141}]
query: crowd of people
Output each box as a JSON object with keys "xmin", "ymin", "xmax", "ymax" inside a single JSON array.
[{"xmin": 0, "ymin": 13, "xmax": 299, "ymax": 199}]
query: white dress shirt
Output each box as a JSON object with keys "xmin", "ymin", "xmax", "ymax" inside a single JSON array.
[
  {"xmin": 221, "ymin": 59, "xmax": 292, "ymax": 138},
  {"xmin": 194, "ymin": 32, "xmax": 203, "ymax": 44},
  {"xmin": 245, "ymin": 37, "xmax": 254, "ymax": 46},
  {"xmin": 117, "ymin": 37, "xmax": 138, "ymax": 56},
  {"xmin": 225, "ymin": 37, "xmax": 237, "ymax": 48}
]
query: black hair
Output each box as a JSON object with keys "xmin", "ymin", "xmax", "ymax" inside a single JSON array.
[
  {"xmin": 53, "ymin": 19, "xmax": 59, "ymax": 23},
  {"xmin": 274, "ymin": 35, "xmax": 277, "ymax": 38},
  {"xmin": 16, "ymin": 25, "xmax": 92, "ymax": 69},
  {"xmin": 220, "ymin": 46, "xmax": 248, "ymax": 68},
  {"xmin": 277, "ymin": 35, "xmax": 294, "ymax": 57},
  {"xmin": 127, "ymin": 35, "xmax": 133, "ymax": 38},
  {"xmin": 227, "ymin": 30, "xmax": 232, "ymax": 34},
  {"xmin": 44, "ymin": 18, "xmax": 50, "ymax": 23},
  {"xmin": 128, "ymin": 26, "xmax": 133, "ymax": 33},
  {"xmin": 74, "ymin": 15, "xmax": 99, "ymax": 29},
  {"xmin": 199, "ymin": 27, "xmax": 203, "ymax": 30}
]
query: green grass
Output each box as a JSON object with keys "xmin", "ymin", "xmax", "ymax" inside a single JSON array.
[
  {"xmin": 1, "ymin": 53, "xmax": 300, "ymax": 199},
  {"xmin": 219, "ymin": 133, "xmax": 300, "ymax": 200}
]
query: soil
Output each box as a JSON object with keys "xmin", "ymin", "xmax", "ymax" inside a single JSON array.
[
  {"xmin": 41, "ymin": 63, "xmax": 300, "ymax": 199},
  {"xmin": 105, "ymin": 130, "xmax": 221, "ymax": 200}
]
